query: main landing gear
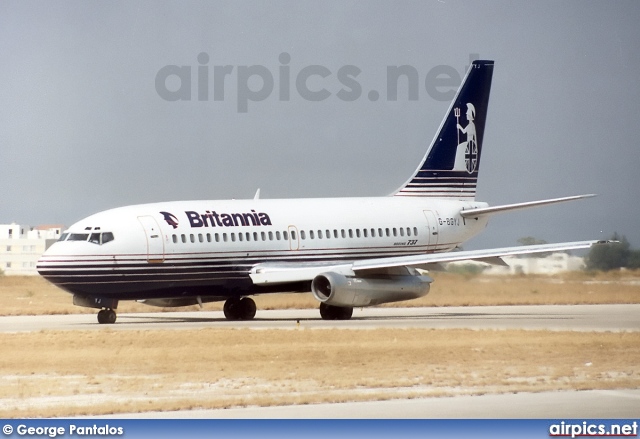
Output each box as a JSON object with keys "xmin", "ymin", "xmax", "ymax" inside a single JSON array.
[
  {"xmin": 223, "ymin": 297, "xmax": 257, "ymax": 321},
  {"xmin": 97, "ymin": 308, "xmax": 117, "ymax": 324},
  {"xmin": 319, "ymin": 303, "xmax": 353, "ymax": 320}
]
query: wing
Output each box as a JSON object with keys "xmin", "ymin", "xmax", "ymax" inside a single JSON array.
[{"xmin": 249, "ymin": 240, "xmax": 604, "ymax": 284}]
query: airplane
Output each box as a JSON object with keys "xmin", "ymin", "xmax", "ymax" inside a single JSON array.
[{"xmin": 37, "ymin": 60, "xmax": 601, "ymax": 324}]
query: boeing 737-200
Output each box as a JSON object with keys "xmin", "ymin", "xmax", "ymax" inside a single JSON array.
[{"xmin": 37, "ymin": 60, "xmax": 600, "ymax": 324}]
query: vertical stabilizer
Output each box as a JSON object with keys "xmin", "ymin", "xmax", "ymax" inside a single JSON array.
[{"xmin": 394, "ymin": 60, "xmax": 494, "ymax": 199}]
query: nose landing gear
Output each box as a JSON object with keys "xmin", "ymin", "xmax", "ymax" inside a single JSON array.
[{"xmin": 97, "ymin": 309, "xmax": 117, "ymax": 324}]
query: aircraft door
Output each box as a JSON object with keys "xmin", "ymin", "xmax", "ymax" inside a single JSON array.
[
  {"xmin": 422, "ymin": 210, "xmax": 439, "ymax": 248},
  {"xmin": 138, "ymin": 216, "xmax": 165, "ymax": 263},
  {"xmin": 288, "ymin": 225, "xmax": 299, "ymax": 250}
]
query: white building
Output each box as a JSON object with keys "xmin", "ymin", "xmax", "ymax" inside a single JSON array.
[
  {"xmin": 448, "ymin": 252, "xmax": 586, "ymax": 275},
  {"xmin": 495, "ymin": 253, "xmax": 585, "ymax": 275},
  {"xmin": 0, "ymin": 223, "xmax": 63, "ymax": 275}
]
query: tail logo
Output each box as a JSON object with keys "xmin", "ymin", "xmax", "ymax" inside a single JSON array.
[
  {"xmin": 160, "ymin": 211, "xmax": 179, "ymax": 229},
  {"xmin": 454, "ymin": 102, "xmax": 478, "ymax": 174}
]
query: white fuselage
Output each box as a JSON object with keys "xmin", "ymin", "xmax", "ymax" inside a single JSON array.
[{"xmin": 37, "ymin": 196, "xmax": 489, "ymax": 299}]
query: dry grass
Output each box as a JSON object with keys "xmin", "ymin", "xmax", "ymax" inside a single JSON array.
[
  {"xmin": 0, "ymin": 328, "xmax": 638, "ymax": 418},
  {"xmin": 414, "ymin": 271, "xmax": 640, "ymax": 307},
  {"xmin": 2, "ymin": 271, "xmax": 639, "ymax": 316},
  {"xmin": 1, "ymin": 272, "xmax": 638, "ymax": 418}
]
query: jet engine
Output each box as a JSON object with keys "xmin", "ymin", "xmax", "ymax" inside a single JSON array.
[{"xmin": 311, "ymin": 271, "xmax": 433, "ymax": 308}]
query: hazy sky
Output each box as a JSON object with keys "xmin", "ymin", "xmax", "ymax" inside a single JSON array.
[{"xmin": 1, "ymin": 1, "xmax": 639, "ymax": 249}]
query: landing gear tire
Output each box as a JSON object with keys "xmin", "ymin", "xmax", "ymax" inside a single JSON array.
[
  {"xmin": 223, "ymin": 297, "xmax": 257, "ymax": 321},
  {"xmin": 239, "ymin": 297, "xmax": 257, "ymax": 320},
  {"xmin": 97, "ymin": 309, "xmax": 117, "ymax": 324},
  {"xmin": 319, "ymin": 303, "xmax": 353, "ymax": 320}
]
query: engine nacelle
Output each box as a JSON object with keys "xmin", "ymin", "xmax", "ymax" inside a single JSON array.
[{"xmin": 311, "ymin": 272, "xmax": 433, "ymax": 308}]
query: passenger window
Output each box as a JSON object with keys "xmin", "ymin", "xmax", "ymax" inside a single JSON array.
[
  {"xmin": 190, "ymin": 234, "xmax": 195, "ymax": 243},
  {"xmin": 378, "ymin": 228, "xmax": 383, "ymax": 237},
  {"xmin": 253, "ymin": 232, "xmax": 258, "ymax": 241},
  {"xmin": 276, "ymin": 231, "xmax": 281, "ymax": 240},
  {"xmin": 198, "ymin": 234, "xmax": 204, "ymax": 243},
  {"xmin": 291, "ymin": 231, "xmax": 297, "ymax": 240},
  {"xmin": 385, "ymin": 228, "xmax": 390, "ymax": 237},
  {"xmin": 238, "ymin": 233, "xmax": 243, "ymax": 242},
  {"xmin": 326, "ymin": 230, "xmax": 330, "ymax": 239},
  {"xmin": 407, "ymin": 228, "xmax": 411, "ymax": 237},
  {"xmin": 371, "ymin": 229, "xmax": 376, "ymax": 238},
  {"xmin": 215, "ymin": 233, "xmax": 220, "ymax": 242},
  {"xmin": 414, "ymin": 227, "xmax": 418, "ymax": 236},
  {"xmin": 333, "ymin": 230, "xmax": 338, "ymax": 239},
  {"xmin": 172, "ymin": 234, "xmax": 178, "ymax": 244},
  {"xmin": 231, "ymin": 233, "xmax": 236, "ymax": 242},
  {"xmin": 341, "ymin": 229, "xmax": 346, "ymax": 238},
  {"xmin": 399, "ymin": 228, "xmax": 404, "ymax": 237},
  {"xmin": 181, "ymin": 234, "xmax": 186, "ymax": 243},
  {"xmin": 393, "ymin": 228, "xmax": 397, "ymax": 237},
  {"xmin": 207, "ymin": 233, "xmax": 211, "ymax": 242},
  {"xmin": 268, "ymin": 231, "xmax": 273, "ymax": 241},
  {"xmin": 283, "ymin": 231, "xmax": 288, "ymax": 240},
  {"xmin": 356, "ymin": 229, "xmax": 360, "ymax": 238},
  {"xmin": 102, "ymin": 232, "xmax": 115, "ymax": 244},
  {"xmin": 348, "ymin": 229, "xmax": 353, "ymax": 238},
  {"xmin": 301, "ymin": 231, "xmax": 306, "ymax": 240},
  {"xmin": 318, "ymin": 230, "xmax": 323, "ymax": 239},
  {"xmin": 223, "ymin": 233, "xmax": 228, "ymax": 242},
  {"xmin": 261, "ymin": 232, "xmax": 266, "ymax": 241}
]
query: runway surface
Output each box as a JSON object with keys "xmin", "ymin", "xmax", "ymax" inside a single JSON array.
[
  {"xmin": 1, "ymin": 304, "xmax": 638, "ymax": 333},
  {"xmin": 107, "ymin": 389, "xmax": 640, "ymax": 419}
]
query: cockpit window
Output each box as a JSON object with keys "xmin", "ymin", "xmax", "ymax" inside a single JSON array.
[
  {"xmin": 68, "ymin": 233, "xmax": 90, "ymax": 241},
  {"xmin": 66, "ymin": 232, "xmax": 115, "ymax": 244},
  {"xmin": 89, "ymin": 233, "xmax": 101, "ymax": 244},
  {"xmin": 102, "ymin": 232, "xmax": 115, "ymax": 244}
]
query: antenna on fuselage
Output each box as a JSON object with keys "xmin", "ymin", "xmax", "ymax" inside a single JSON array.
[{"xmin": 254, "ymin": 188, "xmax": 261, "ymax": 200}]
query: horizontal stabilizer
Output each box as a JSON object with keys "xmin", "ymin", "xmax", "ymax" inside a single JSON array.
[{"xmin": 460, "ymin": 194, "xmax": 596, "ymax": 218}]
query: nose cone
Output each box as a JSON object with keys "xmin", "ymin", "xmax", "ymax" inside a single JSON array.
[
  {"xmin": 36, "ymin": 254, "xmax": 46, "ymax": 276},
  {"xmin": 36, "ymin": 242, "xmax": 60, "ymax": 281},
  {"xmin": 36, "ymin": 241, "xmax": 88, "ymax": 296}
]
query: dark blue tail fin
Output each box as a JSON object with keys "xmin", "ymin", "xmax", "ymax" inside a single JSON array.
[{"xmin": 394, "ymin": 60, "xmax": 494, "ymax": 199}]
